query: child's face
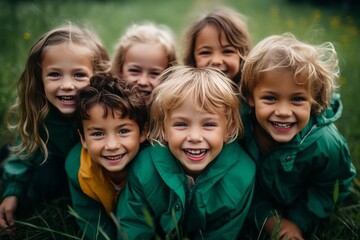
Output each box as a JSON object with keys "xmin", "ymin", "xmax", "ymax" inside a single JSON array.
[
  {"xmin": 194, "ymin": 24, "xmax": 240, "ymax": 81},
  {"xmin": 164, "ymin": 98, "xmax": 230, "ymax": 177},
  {"xmin": 122, "ymin": 42, "xmax": 169, "ymax": 104},
  {"xmin": 42, "ymin": 43, "xmax": 94, "ymax": 117},
  {"xmin": 249, "ymin": 70, "xmax": 312, "ymax": 143},
  {"xmin": 80, "ymin": 104, "xmax": 146, "ymax": 174}
]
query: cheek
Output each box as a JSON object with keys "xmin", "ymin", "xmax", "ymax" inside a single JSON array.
[
  {"xmin": 194, "ymin": 56, "xmax": 206, "ymax": 68},
  {"xmin": 78, "ymin": 81, "xmax": 91, "ymax": 89}
]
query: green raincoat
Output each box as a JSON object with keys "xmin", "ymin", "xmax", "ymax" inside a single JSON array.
[
  {"xmin": 116, "ymin": 141, "xmax": 256, "ymax": 240},
  {"xmin": 241, "ymin": 94, "xmax": 356, "ymax": 233}
]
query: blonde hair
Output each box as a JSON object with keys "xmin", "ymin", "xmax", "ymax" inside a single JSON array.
[
  {"xmin": 148, "ymin": 65, "xmax": 243, "ymax": 145},
  {"xmin": 7, "ymin": 22, "xmax": 110, "ymax": 160},
  {"xmin": 111, "ymin": 21, "xmax": 177, "ymax": 77},
  {"xmin": 183, "ymin": 7, "xmax": 252, "ymax": 83},
  {"xmin": 240, "ymin": 33, "xmax": 339, "ymax": 114}
]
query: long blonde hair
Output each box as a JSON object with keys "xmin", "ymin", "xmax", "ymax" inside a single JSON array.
[{"xmin": 7, "ymin": 22, "xmax": 110, "ymax": 160}]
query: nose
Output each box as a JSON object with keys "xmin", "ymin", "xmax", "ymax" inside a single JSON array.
[
  {"xmin": 137, "ymin": 73, "xmax": 150, "ymax": 87},
  {"xmin": 209, "ymin": 53, "xmax": 223, "ymax": 67},
  {"xmin": 275, "ymin": 102, "xmax": 292, "ymax": 117},
  {"xmin": 60, "ymin": 77, "xmax": 75, "ymax": 90},
  {"xmin": 186, "ymin": 127, "xmax": 203, "ymax": 142},
  {"xmin": 104, "ymin": 135, "xmax": 120, "ymax": 150}
]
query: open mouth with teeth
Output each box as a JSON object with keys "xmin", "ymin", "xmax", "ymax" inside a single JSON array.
[
  {"xmin": 271, "ymin": 121, "xmax": 294, "ymax": 128},
  {"xmin": 183, "ymin": 149, "xmax": 208, "ymax": 161},
  {"xmin": 103, "ymin": 153, "xmax": 125, "ymax": 163},
  {"xmin": 140, "ymin": 90, "xmax": 152, "ymax": 97},
  {"xmin": 270, "ymin": 121, "xmax": 295, "ymax": 132},
  {"xmin": 57, "ymin": 96, "xmax": 75, "ymax": 103}
]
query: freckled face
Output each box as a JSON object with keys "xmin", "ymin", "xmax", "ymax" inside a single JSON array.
[{"xmin": 42, "ymin": 43, "xmax": 93, "ymax": 117}]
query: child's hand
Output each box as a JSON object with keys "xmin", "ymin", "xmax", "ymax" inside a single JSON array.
[
  {"xmin": 278, "ymin": 218, "xmax": 304, "ymax": 240},
  {"xmin": 265, "ymin": 216, "xmax": 304, "ymax": 240},
  {"xmin": 0, "ymin": 196, "xmax": 18, "ymax": 229}
]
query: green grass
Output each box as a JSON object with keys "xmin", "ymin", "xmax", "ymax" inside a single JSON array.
[{"xmin": 0, "ymin": 0, "xmax": 359, "ymax": 239}]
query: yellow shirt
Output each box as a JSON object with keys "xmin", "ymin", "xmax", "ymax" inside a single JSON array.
[{"xmin": 78, "ymin": 148, "xmax": 126, "ymax": 214}]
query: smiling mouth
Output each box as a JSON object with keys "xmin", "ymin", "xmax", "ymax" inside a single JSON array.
[
  {"xmin": 57, "ymin": 96, "xmax": 75, "ymax": 102},
  {"xmin": 271, "ymin": 121, "xmax": 294, "ymax": 128},
  {"xmin": 183, "ymin": 149, "xmax": 208, "ymax": 161},
  {"xmin": 140, "ymin": 90, "xmax": 151, "ymax": 97},
  {"xmin": 104, "ymin": 153, "xmax": 125, "ymax": 161}
]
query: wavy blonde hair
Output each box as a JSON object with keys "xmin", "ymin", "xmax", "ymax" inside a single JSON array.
[
  {"xmin": 111, "ymin": 21, "xmax": 177, "ymax": 77},
  {"xmin": 240, "ymin": 33, "xmax": 339, "ymax": 114},
  {"xmin": 7, "ymin": 22, "xmax": 110, "ymax": 160},
  {"xmin": 148, "ymin": 65, "xmax": 243, "ymax": 145}
]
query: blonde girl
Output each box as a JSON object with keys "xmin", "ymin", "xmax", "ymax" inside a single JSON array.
[
  {"xmin": 183, "ymin": 7, "xmax": 251, "ymax": 84},
  {"xmin": 0, "ymin": 23, "xmax": 110, "ymax": 230},
  {"xmin": 111, "ymin": 21, "xmax": 177, "ymax": 104}
]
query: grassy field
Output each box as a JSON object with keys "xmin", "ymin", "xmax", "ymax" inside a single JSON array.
[{"xmin": 0, "ymin": 0, "xmax": 359, "ymax": 239}]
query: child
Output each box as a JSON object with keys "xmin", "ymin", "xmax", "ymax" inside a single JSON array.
[
  {"xmin": 111, "ymin": 21, "xmax": 177, "ymax": 104},
  {"xmin": 65, "ymin": 74, "xmax": 148, "ymax": 239},
  {"xmin": 183, "ymin": 7, "xmax": 251, "ymax": 84},
  {"xmin": 0, "ymin": 23, "xmax": 110, "ymax": 230},
  {"xmin": 239, "ymin": 33, "xmax": 356, "ymax": 239},
  {"xmin": 117, "ymin": 66, "xmax": 256, "ymax": 239}
]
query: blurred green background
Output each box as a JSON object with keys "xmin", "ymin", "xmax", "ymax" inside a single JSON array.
[{"xmin": 0, "ymin": 0, "xmax": 359, "ymax": 238}]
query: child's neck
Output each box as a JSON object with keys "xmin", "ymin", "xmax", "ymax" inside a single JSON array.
[
  {"xmin": 104, "ymin": 169, "xmax": 127, "ymax": 185},
  {"xmin": 254, "ymin": 121, "xmax": 280, "ymax": 155}
]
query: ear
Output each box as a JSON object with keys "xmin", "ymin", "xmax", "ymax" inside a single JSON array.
[
  {"xmin": 248, "ymin": 97, "xmax": 255, "ymax": 107},
  {"xmin": 78, "ymin": 129, "xmax": 88, "ymax": 150},
  {"xmin": 225, "ymin": 122, "xmax": 235, "ymax": 142},
  {"xmin": 139, "ymin": 123, "xmax": 149, "ymax": 143}
]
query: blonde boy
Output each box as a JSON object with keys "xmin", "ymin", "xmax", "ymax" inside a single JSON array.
[{"xmin": 117, "ymin": 66, "xmax": 255, "ymax": 239}]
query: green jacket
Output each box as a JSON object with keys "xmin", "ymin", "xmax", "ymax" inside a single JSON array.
[
  {"xmin": 116, "ymin": 141, "xmax": 256, "ymax": 240},
  {"xmin": 65, "ymin": 142, "xmax": 116, "ymax": 240},
  {"xmin": 240, "ymin": 94, "xmax": 356, "ymax": 233},
  {"xmin": 1, "ymin": 107, "xmax": 79, "ymax": 201}
]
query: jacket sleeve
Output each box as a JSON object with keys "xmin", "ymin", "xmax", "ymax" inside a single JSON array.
[
  {"xmin": 65, "ymin": 146, "xmax": 116, "ymax": 240},
  {"xmin": 287, "ymin": 134, "xmax": 356, "ymax": 233},
  {"xmin": 116, "ymin": 164, "xmax": 156, "ymax": 240},
  {"xmin": 1, "ymin": 149, "xmax": 40, "ymax": 201}
]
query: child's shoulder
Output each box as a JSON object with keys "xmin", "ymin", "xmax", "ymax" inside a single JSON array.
[
  {"xmin": 218, "ymin": 141, "xmax": 256, "ymax": 183},
  {"xmin": 129, "ymin": 143, "xmax": 168, "ymax": 172}
]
